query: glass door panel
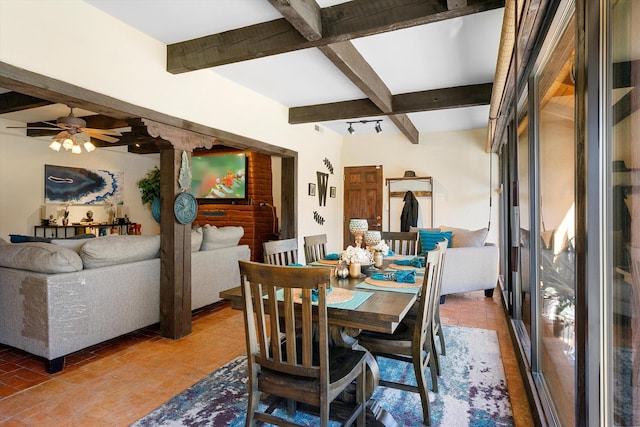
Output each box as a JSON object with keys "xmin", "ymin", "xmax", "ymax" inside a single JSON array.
[
  {"xmin": 610, "ymin": 0, "xmax": 639, "ymax": 424},
  {"xmin": 537, "ymin": 19, "xmax": 576, "ymax": 427}
]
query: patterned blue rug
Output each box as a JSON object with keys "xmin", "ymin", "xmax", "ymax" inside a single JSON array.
[{"xmin": 132, "ymin": 325, "xmax": 514, "ymax": 426}]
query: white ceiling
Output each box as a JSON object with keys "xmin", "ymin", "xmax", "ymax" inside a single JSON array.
[{"xmin": 5, "ymin": 0, "xmax": 505, "ymax": 139}]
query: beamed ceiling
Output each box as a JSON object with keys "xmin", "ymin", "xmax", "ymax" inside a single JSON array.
[{"xmin": 0, "ymin": 0, "xmax": 507, "ymax": 151}]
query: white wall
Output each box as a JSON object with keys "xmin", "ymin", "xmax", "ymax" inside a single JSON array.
[
  {"xmin": 0, "ymin": 118, "xmax": 160, "ymax": 240},
  {"xmin": 342, "ymin": 128, "xmax": 500, "ymax": 244},
  {"xmin": 0, "ymin": 0, "xmax": 345, "ymax": 250}
]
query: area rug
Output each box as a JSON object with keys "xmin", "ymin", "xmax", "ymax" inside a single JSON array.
[{"xmin": 132, "ymin": 325, "xmax": 514, "ymax": 426}]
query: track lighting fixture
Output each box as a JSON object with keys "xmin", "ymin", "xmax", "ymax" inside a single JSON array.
[{"xmin": 345, "ymin": 119, "xmax": 383, "ymax": 135}]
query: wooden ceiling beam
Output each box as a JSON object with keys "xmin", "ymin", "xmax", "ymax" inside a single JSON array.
[
  {"xmin": 270, "ymin": 0, "xmax": 419, "ymax": 143},
  {"xmin": 167, "ymin": 0, "xmax": 505, "ymax": 73},
  {"xmin": 289, "ymin": 82, "xmax": 493, "ymax": 123},
  {"xmin": 0, "ymin": 92, "xmax": 52, "ymax": 114}
]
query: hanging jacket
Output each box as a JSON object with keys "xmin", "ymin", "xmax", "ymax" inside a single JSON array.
[{"xmin": 400, "ymin": 190, "xmax": 419, "ymax": 231}]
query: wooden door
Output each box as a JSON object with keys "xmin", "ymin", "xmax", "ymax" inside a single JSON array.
[{"xmin": 343, "ymin": 166, "xmax": 383, "ymax": 247}]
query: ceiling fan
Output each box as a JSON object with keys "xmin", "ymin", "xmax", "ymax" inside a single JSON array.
[{"xmin": 8, "ymin": 106, "xmax": 122, "ymax": 153}]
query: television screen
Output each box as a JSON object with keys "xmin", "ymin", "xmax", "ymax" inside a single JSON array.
[{"xmin": 190, "ymin": 153, "xmax": 247, "ymax": 201}]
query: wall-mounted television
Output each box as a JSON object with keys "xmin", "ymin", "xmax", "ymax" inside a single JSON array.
[{"xmin": 190, "ymin": 153, "xmax": 247, "ymax": 203}]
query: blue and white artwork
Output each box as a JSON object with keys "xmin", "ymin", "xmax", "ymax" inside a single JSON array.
[{"xmin": 44, "ymin": 164, "xmax": 124, "ymax": 205}]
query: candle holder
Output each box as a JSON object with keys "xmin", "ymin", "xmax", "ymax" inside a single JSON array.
[
  {"xmin": 364, "ymin": 230, "xmax": 382, "ymax": 251},
  {"xmin": 348, "ymin": 219, "xmax": 369, "ymax": 248}
]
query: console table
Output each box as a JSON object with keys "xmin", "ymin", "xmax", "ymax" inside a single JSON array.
[{"xmin": 34, "ymin": 223, "xmax": 137, "ymax": 239}]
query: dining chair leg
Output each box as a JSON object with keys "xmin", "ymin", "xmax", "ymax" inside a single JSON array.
[
  {"xmin": 435, "ymin": 307, "xmax": 446, "ymax": 356},
  {"xmin": 430, "ymin": 332, "xmax": 442, "ymax": 376},
  {"xmin": 357, "ymin": 360, "xmax": 367, "ymax": 427},
  {"xmin": 424, "ymin": 336, "xmax": 439, "ymax": 393},
  {"xmin": 413, "ymin": 352, "xmax": 432, "ymax": 426},
  {"xmin": 246, "ymin": 385, "xmax": 260, "ymax": 426}
]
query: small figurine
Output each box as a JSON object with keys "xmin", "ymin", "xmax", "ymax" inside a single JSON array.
[
  {"xmin": 48, "ymin": 215, "xmax": 57, "ymax": 226},
  {"xmin": 82, "ymin": 210, "xmax": 94, "ymax": 223}
]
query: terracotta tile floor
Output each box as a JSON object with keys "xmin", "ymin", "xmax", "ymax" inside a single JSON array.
[{"xmin": 0, "ymin": 290, "xmax": 534, "ymax": 426}]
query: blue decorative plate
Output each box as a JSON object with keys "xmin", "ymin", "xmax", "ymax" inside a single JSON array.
[
  {"xmin": 151, "ymin": 197, "xmax": 161, "ymax": 223},
  {"xmin": 174, "ymin": 192, "xmax": 198, "ymax": 224}
]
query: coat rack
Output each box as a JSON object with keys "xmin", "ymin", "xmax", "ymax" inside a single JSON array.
[{"xmin": 386, "ymin": 176, "xmax": 434, "ymax": 231}]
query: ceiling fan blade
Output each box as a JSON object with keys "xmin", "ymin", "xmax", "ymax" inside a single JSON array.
[
  {"xmin": 86, "ymin": 133, "xmax": 119, "ymax": 143},
  {"xmin": 6, "ymin": 126, "xmax": 61, "ymax": 130},
  {"xmin": 82, "ymin": 127, "xmax": 122, "ymax": 136}
]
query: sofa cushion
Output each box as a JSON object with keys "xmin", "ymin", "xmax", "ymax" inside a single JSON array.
[
  {"xmin": 191, "ymin": 226, "xmax": 203, "ymax": 252},
  {"xmin": 80, "ymin": 235, "xmax": 160, "ymax": 269},
  {"xmin": 0, "ymin": 242, "xmax": 83, "ymax": 273},
  {"xmin": 200, "ymin": 225, "xmax": 244, "ymax": 251},
  {"xmin": 418, "ymin": 230, "xmax": 452, "ymax": 255},
  {"xmin": 439, "ymin": 226, "xmax": 488, "ymax": 248}
]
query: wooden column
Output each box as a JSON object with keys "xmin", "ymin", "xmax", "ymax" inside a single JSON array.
[{"xmin": 159, "ymin": 148, "xmax": 192, "ymax": 339}]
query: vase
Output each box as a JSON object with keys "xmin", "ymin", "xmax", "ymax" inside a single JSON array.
[
  {"xmin": 349, "ymin": 262, "xmax": 361, "ymax": 278},
  {"xmin": 374, "ymin": 251, "xmax": 383, "ymax": 268}
]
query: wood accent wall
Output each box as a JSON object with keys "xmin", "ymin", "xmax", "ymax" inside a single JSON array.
[{"xmin": 194, "ymin": 150, "xmax": 277, "ymax": 262}]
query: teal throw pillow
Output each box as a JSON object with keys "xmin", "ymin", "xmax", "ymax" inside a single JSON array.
[{"xmin": 418, "ymin": 230, "xmax": 452, "ymax": 255}]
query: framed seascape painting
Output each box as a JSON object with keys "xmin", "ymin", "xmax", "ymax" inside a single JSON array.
[
  {"xmin": 190, "ymin": 153, "xmax": 247, "ymax": 203},
  {"xmin": 44, "ymin": 164, "xmax": 124, "ymax": 205}
]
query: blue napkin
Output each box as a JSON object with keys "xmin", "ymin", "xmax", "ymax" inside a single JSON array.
[
  {"xmin": 370, "ymin": 270, "xmax": 416, "ymax": 283},
  {"xmin": 383, "ymin": 250, "xmax": 395, "ymax": 257},
  {"xmin": 393, "ymin": 257, "xmax": 425, "ymax": 268},
  {"xmin": 324, "ymin": 253, "xmax": 340, "ymax": 260},
  {"xmin": 309, "ymin": 286, "xmax": 333, "ymax": 302}
]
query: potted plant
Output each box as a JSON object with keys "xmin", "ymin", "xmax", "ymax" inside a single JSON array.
[{"xmin": 137, "ymin": 167, "xmax": 161, "ymax": 222}]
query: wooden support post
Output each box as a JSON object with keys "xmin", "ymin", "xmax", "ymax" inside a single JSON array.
[{"xmin": 159, "ymin": 148, "xmax": 192, "ymax": 339}]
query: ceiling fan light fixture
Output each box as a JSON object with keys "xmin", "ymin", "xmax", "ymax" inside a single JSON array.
[
  {"xmin": 83, "ymin": 141, "xmax": 96, "ymax": 152},
  {"xmin": 49, "ymin": 140, "xmax": 62, "ymax": 151},
  {"xmin": 62, "ymin": 137, "xmax": 74, "ymax": 151},
  {"xmin": 71, "ymin": 144, "xmax": 82, "ymax": 154}
]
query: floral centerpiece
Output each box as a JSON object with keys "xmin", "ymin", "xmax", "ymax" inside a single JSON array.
[
  {"xmin": 340, "ymin": 245, "xmax": 374, "ymax": 265},
  {"xmin": 373, "ymin": 240, "xmax": 390, "ymax": 256}
]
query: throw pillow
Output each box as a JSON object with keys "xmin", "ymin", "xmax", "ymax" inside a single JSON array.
[
  {"xmin": 80, "ymin": 235, "xmax": 161, "ymax": 269},
  {"xmin": 191, "ymin": 226, "xmax": 203, "ymax": 252},
  {"xmin": 439, "ymin": 226, "xmax": 488, "ymax": 248},
  {"xmin": 200, "ymin": 224, "xmax": 244, "ymax": 251},
  {"xmin": 418, "ymin": 230, "xmax": 453, "ymax": 255},
  {"xmin": 10, "ymin": 234, "xmax": 52, "ymax": 243},
  {"xmin": 0, "ymin": 242, "xmax": 83, "ymax": 273}
]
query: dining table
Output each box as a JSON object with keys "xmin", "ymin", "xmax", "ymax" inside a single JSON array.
[{"xmin": 219, "ymin": 254, "xmax": 425, "ymax": 427}]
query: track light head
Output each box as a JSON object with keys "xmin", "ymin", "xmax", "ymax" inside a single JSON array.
[
  {"xmin": 345, "ymin": 119, "xmax": 383, "ymax": 135},
  {"xmin": 347, "ymin": 123, "xmax": 355, "ymax": 134},
  {"xmin": 375, "ymin": 121, "xmax": 382, "ymax": 133}
]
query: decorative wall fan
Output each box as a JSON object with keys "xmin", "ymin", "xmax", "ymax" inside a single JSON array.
[{"xmin": 8, "ymin": 107, "xmax": 122, "ymax": 153}]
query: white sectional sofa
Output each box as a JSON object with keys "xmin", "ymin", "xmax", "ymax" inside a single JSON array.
[
  {"xmin": 413, "ymin": 225, "xmax": 500, "ymax": 302},
  {"xmin": 0, "ymin": 229, "xmax": 250, "ymax": 373}
]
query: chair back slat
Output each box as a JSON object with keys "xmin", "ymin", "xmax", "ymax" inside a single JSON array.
[
  {"xmin": 381, "ymin": 231, "xmax": 418, "ymax": 256},
  {"xmin": 239, "ymin": 261, "xmax": 332, "ymax": 380},
  {"xmin": 304, "ymin": 234, "xmax": 328, "ymax": 263},
  {"xmin": 263, "ymin": 238, "xmax": 299, "ymax": 265}
]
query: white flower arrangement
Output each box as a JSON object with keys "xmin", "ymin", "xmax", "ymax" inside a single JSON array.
[
  {"xmin": 373, "ymin": 240, "xmax": 390, "ymax": 256},
  {"xmin": 340, "ymin": 245, "xmax": 374, "ymax": 265}
]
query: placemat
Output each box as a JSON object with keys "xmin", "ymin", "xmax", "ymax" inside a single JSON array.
[
  {"xmin": 356, "ymin": 281, "xmax": 421, "ymax": 294},
  {"xmin": 384, "ymin": 254, "xmax": 410, "ymax": 261},
  {"xmin": 363, "ymin": 276, "xmax": 422, "ymax": 289},
  {"xmin": 292, "ymin": 287, "xmax": 354, "ymax": 305},
  {"xmin": 273, "ymin": 288, "xmax": 373, "ymax": 310},
  {"xmin": 316, "ymin": 259, "xmax": 339, "ymax": 265},
  {"xmin": 388, "ymin": 263, "xmax": 422, "ymax": 271}
]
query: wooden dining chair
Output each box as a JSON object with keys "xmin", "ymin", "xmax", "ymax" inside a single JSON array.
[
  {"xmin": 430, "ymin": 239, "xmax": 448, "ymax": 375},
  {"xmin": 381, "ymin": 231, "xmax": 418, "ymax": 256},
  {"xmin": 239, "ymin": 260, "xmax": 368, "ymax": 427},
  {"xmin": 356, "ymin": 246, "xmax": 441, "ymax": 426},
  {"xmin": 263, "ymin": 238, "xmax": 299, "ymax": 265},
  {"xmin": 303, "ymin": 234, "xmax": 328, "ymax": 264}
]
